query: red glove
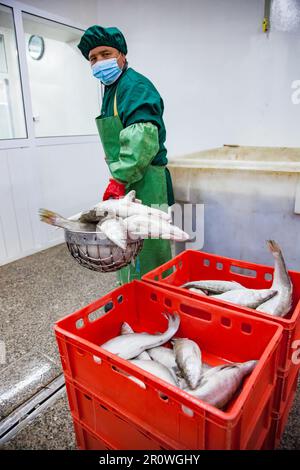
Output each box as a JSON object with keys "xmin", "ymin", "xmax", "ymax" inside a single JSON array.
[{"xmin": 103, "ymin": 178, "xmax": 126, "ymax": 200}]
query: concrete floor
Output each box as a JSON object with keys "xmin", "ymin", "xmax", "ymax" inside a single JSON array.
[{"xmin": 0, "ymin": 243, "xmax": 299, "ymax": 449}]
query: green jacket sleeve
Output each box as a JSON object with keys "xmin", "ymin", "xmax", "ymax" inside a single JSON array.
[{"xmin": 109, "ymin": 122, "xmax": 159, "ymax": 186}]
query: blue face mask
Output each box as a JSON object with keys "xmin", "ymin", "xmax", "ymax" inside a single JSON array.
[{"xmin": 92, "ymin": 56, "xmax": 122, "ymax": 85}]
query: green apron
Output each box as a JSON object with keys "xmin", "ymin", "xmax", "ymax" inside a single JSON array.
[{"xmin": 96, "ymin": 92, "xmax": 172, "ymax": 285}]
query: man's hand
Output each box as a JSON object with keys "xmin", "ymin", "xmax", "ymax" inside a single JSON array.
[{"xmin": 103, "ymin": 178, "xmax": 126, "ymax": 200}]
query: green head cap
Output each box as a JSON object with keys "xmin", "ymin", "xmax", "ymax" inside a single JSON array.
[{"xmin": 77, "ymin": 25, "xmax": 127, "ymax": 60}]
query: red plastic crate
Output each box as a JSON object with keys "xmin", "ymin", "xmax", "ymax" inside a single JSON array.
[
  {"xmin": 273, "ymin": 366, "xmax": 300, "ymax": 416},
  {"xmin": 261, "ymin": 369, "xmax": 299, "ymax": 449},
  {"xmin": 67, "ymin": 380, "xmax": 169, "ymax": 450},
  {"xmin": 73, "ymin": 417, "xmax": 113, "ymax": 450},
  {"xmin": 55, "ymin": 280, "xmax": 282, "ymax": 450},
  {"xmin": 142, "ymin": 249, "xmax": 300, "ymax": 375}
]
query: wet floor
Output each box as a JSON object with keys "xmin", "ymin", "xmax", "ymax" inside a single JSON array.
[
  {"xmin": 0, "ymin": 243, "xmax": 299, "ymax": 449},
  {"xmin": 0, "ymin": 243, "xmax": 117, "ymax": 449}
]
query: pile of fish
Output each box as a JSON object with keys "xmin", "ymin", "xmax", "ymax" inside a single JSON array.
[
  {"xmin": 100, "ymin": 313, "xmax": 257, "ymax": 410},
  {"xmin": 181, "ymin": 240, "xmax": 293, "ymax": 318},
  {"xmin": 39, "ymin": 190, "xmax": 189, "ymax": 249}
]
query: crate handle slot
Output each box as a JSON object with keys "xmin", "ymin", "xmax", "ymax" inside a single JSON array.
[
  {"xmin": 75, "ymin": 348, "xmax": 85, "ymax": 356},
  {"xmin": 221, "ymin": 317, "xmax": 232, "ymax": 328},
  {"xmin": 241, "ymin": 323, "xmax": 252, "ymax": 334},
  {"xmin": 88, "ymin": 306, "xmax": 107, "ymax": 323},
  {"xmin": 158, "ymin": 392, "xmax": 169, "ymax": 402},
  {"xmin": 99, "ymin": 404, "xmax": 108, "ymax": 411},
  {"xmin": 111, "ymin": 365, "xmax": 146, "ymax": 389},
  {"xmin": 93, "ymin": 355, "xmax": 102, "ymax": 364},
  {"xmin": 181, "ymin": 405, "xmax": 194, "ymax": 417},
  {"xmin": 161, "ymin": 264, "xmax": 176, "ymax": 280},
  {"xmin": 75, "ymin": 318, "xmax": 85, "ymax": 329},
  {"xmin": 230, "ymin": 265, "xmax": 257, "ymax": 278},
  {"xmin": 180, "ymin": 303, "xmax": 212, "ymax": 322}
]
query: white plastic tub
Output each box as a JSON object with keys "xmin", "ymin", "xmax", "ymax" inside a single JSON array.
[{"xmin": 169, "ymin": 145, "xmax": 300, "ymax": 269}]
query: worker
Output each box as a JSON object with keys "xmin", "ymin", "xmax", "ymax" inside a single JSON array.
[{"xmin": 78, "ymin": 25, "xmax": 174, "ymax": 284}]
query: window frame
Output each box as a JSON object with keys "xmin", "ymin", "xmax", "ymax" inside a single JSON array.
[{"xmin": 0, "ymin": 0, "xmax": 100, "ymax": 149}]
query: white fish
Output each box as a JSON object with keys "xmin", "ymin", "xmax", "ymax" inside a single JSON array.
[
  {"xmin": 212, "ymin": 288, "xmax": 277, "ymax": 308},
  {"xmin": 96, "ymin": 216, "xmax": 127, "ymax": 250},
  {"xmin": 101, "ymin": 313, "xmax": 180, "ymax": 359},
  {"xmin": 181, "ymin": 280, "xmax": 245, "ymax": 294},
  {"xmin": 68, "ymin": 192, "xmax": 143, "ymax": 223},
  {"xmin": 174, "ymin": 363, "xmax": 213, "ymax": 390},
  {"xmin": 124, "ymin": 214, "xmax": 190, "ymax": 241},
  {"xmin": 129, "ymin": 359, "xmax": 178, "ymax": 387},
  {"xmin": 256, "ymin": 240, "xmax": 293, "ymax": 317},
  {"xmin": 39, "ymin": 209, "xmax": 96, "ymax": 232},
  {"xmin": 147, "ymin": 346, "xmax": 177, "ymax": 370},
  {"xmin": 94, "ymin": 191, "xmax": 171, "ymax": 221},
  {"xmin": 120, "ymin": 322, "xmax": 151, "ymax": 360},
  {"xmin": 173, "ymin": 338, "xmax": 202, "ymax": 389},
  {"xmin": 183, "ymin": 360, "xmax": 257, "ymax": 409}
]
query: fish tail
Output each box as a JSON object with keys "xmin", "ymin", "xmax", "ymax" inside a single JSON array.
[
  {"xmin": 163, "ymin": 312, "xmax": 180, "ymax": 336},
  {"xmin": 39, "ymin": 208, "xmax": 63, "ymax": 227},
  {"xmin": 267, "ymin": 240, "xmax": 292, "ymax": 290},
  {"xmin": 267, "ymin": 240, "xmax": 282, "ymax": 255}
]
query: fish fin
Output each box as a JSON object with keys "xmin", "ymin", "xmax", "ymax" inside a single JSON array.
[{"xmin": 201, "ymin": 363, "xmax": 236, "ymax": 380}]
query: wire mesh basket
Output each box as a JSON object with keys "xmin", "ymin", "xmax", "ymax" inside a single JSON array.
[{"xmin": 64, "ymin": 228, "xmax": 143, "ymax": 273}]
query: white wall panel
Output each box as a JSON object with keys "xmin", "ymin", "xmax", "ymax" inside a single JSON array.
[
  {"xmin": 96, "ymin": 0, "xmax": 300, "ymax": 156},
  {"xmin": 0, "ymin": 142, "xmax": 108, "ymax": 265},
  {"xmin": 0, "ymin": 151, "xmax": 22, "ymax": 261},
  {"xmin": 0, "ymin": 0, "xmax": 108, "ymax": 265}
]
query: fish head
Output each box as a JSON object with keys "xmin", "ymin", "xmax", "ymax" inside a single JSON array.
[
  {"xmin": 95, "ymin": 203, "xmax": 117, "ymax": 218},
  {"xmin": 241, "ymin": 360, "xmax": 258, "ymax": 375}
]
